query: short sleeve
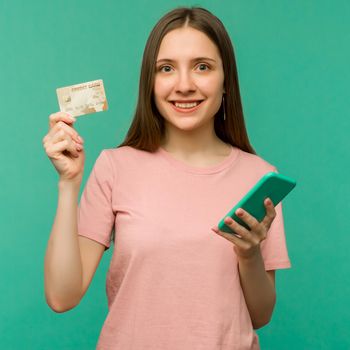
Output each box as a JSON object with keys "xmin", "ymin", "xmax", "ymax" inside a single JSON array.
[
  {"xmin": 77, "ymin": 150, "xmax": 115, "ymax": 250},
  {"xmin": 260, "ymin": 167, "xmax": 292, "ymax": 270}
]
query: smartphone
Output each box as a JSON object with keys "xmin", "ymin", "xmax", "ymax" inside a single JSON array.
[{"xmin": 218, "ymin": 172, "xmax": 296, "ymax": 234}]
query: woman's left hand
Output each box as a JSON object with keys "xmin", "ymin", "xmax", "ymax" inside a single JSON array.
[{"xmin": 211, "ymin": 198, "xmax": 276, "ymax": 260}]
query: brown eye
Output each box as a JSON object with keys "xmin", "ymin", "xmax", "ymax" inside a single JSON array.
[
  {"xmin": 159, "ymin": 65, "xmax": 172, "ymax": 73},
  {"xmin": 197, "ymin": 63, "xmax": 210, "ymax": 71}
]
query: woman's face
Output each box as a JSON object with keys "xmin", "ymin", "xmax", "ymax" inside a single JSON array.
[{"xmin": 154, "ymin": 26, "xmax": 225, "ymax": 133}]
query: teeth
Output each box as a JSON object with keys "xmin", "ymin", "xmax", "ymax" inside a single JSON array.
[{"xmin": 174, "ymin": 101, "xmax": 200, "ymax": 108}]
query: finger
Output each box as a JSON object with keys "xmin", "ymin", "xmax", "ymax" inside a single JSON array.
[
  {"xmin": 51, "ymin": 129, "xmax": 84, "ymax": 151},
  {"xmin": 47, "ymin": 121, "xmax": 84, "ymax": 145},
  {"xmin": 211, "ymin": 226, "xmax": 242, "ymax": 242},
  {"xmin": 60, "ymin": 133, "xmax": 80, "ymax": 157},
  {"xmin": 211, "ymin": 226, "xmax": 251, "ymax": 249},
  {"xmin": 48, "ymin": 140, "xmax": 80, "ymax": 158},
  {"xmin": 43, "ymin": 131, "xmax": 82, "ymax": 154},
  {"xmin": 49, "ymin": 112, "xmax": 76, "ymax": 129},
  {"xmin": 46, "ymin": 131, "xmax": 79, "ymax": 158},
  {"xmin": 43, "ymin": 135, "xmax": 83, "ymax": 160},
  {"xmin": 222, "ymin": 216, "xmax": 252, "ymax": 240},
  {"xmin": 235, "ymin": 207, "xmax": 267, "ymax": 240},
  {"xmin": 261, "ymin": 198, "xmax": 276, "ymax": 229},
  {"xmin": 235, "ymin": 208, "xmax": 260, "ymax": 232}
]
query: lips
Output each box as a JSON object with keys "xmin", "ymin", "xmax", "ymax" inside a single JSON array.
[{"xmin": 169, "ymin": 100, "xmax": 204, "ymax": 113}]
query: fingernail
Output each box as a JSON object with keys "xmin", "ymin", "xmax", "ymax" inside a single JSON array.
[
  {"xmin": 225, "ymin": 217, "xmax": 233, "ymax": 223},
  {"xmin": 78, "ymin": 136, "xmax": 84, "ymax": 143},
  {"xmin": 236, "ymin": 209, "xmax": 243, "ymax": 216}
]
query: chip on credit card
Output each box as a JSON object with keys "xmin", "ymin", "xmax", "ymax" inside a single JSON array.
[{"xmin": 56, "ymin": 79, "xmax": 108, "ymax": 117}]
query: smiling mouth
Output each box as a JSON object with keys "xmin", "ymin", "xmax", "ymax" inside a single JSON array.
[{"xmin": 170, "ymin": 100, "xmax": 204, "ymax": 109}]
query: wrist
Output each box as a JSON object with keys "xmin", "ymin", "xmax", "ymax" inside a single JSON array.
[
  {"xmin": 58, "ymin": 177, "xmax": 82, "ymax": 192},
  {"xmin": 236, "ymin": 246, "xmax": 263, "ymax": 266}
]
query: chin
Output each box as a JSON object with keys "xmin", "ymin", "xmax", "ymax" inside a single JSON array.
[{"xmin": 166, "ymin": 117, "xmax": 212, "ymax": 132}]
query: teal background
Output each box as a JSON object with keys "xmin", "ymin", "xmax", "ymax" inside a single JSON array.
[{"xmin": 1, "ymin": 0, "xmax": 349, "ymax": 348}]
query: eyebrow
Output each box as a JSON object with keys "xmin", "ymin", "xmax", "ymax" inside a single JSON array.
[{"xmin": 156, "ymin": 57, "xmax": 217, "ymax": 64}]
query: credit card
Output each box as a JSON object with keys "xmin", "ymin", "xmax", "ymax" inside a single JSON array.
[{"xmin": 56, "ymin": 79, "xmax": 108, "ymax": 117}]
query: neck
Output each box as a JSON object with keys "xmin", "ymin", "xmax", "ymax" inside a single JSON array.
[{"xmin": 160, "ymin": 122, "xmax": 229, "ymax": 157}]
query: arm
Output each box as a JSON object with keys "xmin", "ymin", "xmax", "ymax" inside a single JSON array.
[
  {"xmin": 238, "ymin": 251, "xmax": 276, "ymax": 329},
  {"xmin": 211, "ymin": 197, "xmax": 277, "ymax": 329},
  {"xmin": 43, "ymin": 112, "xmax": 105, "ymax": 313},
  {"xmin": 44, "ymin": 180, "xmax": 105, "ymax": 313},
  {"xmin": 44, "ymin": 180, "xmax": 82, "ymax": 312}
]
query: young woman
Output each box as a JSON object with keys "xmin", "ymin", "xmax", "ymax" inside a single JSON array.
[{"xmin": 43, "ymin": 7, "xmax": 291, "ymax": 350}]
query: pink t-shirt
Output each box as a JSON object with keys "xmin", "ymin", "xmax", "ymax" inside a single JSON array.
[{"xmin": 77, "ymin": 145, "xmax": 291, "ymax": 350}]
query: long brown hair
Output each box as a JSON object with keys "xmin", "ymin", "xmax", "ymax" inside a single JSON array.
[{"xmin": 117, "ymin": 6, "xmax": 256, "ymax": 155}]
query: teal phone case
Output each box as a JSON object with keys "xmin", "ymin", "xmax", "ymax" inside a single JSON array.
[{"xmin": 218, "ymin": 172, "xmax": 296, "ymax": 234}]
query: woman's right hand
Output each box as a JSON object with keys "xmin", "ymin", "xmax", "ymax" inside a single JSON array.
[{"xmin": 42, "ymin": 112, "xmax": 85, "ymax": 183}]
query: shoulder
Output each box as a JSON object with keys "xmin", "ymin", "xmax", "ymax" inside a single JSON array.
[
  {"xmin": 102, "ymin": 146, "xmax": 155, "ymax": 163},
  {"xmin": 237, "ymin": 148, "xmax": 278, "ymax": 173},
  {"xmin": 94, "ymin": 146, "xmax": 166, "ymax": 187},
  {"xmin": 99, "ymin": 146, "xmax": 161, "ymax": 175}
]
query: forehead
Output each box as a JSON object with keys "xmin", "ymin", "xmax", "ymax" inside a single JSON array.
[{"xmin": 157, "ymin": 27, "xmax": 221, "ymax": 60}]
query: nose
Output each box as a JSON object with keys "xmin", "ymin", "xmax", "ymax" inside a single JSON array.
[{"xmin": 175, "ymin": 71, "xmax": 196, "ymax": 94}]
